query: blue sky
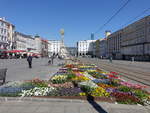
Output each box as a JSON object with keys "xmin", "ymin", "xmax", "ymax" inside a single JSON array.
[{"xmin": 0, "ymin": 0, "xmax": 150, "ymax": 47}]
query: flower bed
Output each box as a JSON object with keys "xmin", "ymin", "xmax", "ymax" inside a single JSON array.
[{"xmin": 0, "ymin": 61, "xmax": 150, "ymax": 105}]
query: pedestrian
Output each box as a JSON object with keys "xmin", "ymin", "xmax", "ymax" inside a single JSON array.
[
  {"xmin": 131, "ymin": 57, "xmax": 134, "ymax": 62},
  {"xmin": 109, "ymin": 57, "xmax": 112, "ymax": 63},
  {"xmin": 51, "ymin": 55, "xmax": 54, "ymax": 64},
  {"xmin": 27, "ymin": 54, "xmax": 32, "ymax": 68}
]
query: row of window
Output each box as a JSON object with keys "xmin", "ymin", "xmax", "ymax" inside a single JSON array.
[
  {"xmin": 17, "ymin": 44, "xmax": 26, "ymax": 49},
  {"xmin": 0, "ymin": 35, "xmax": 7, "ymax": 41},
  {"xmin": 122, "ymin": 45, "xmax": 143, "ymax": 55},
  {"xmin": 122, "ymin": 37, "xmax": 145, "ymax": 46},
  {"xmin": 0, "ymin": 21, "xmax": 6, "ymax": 27},
  {"xmin": 145, "ymin": 44, "xmax": 150, "ymax": 54},
  {"xmin": 0, "ymin": 28, "xmax": 7, "ymax": 35}
]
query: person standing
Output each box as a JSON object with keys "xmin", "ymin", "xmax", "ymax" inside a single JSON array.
[{"xmin": 27, "ymin": 55, "xmax": 32, "ymax": 68}]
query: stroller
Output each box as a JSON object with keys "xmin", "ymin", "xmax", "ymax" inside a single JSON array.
[{"xmin": 48, "ymin": 59, "xmax": 52, "ymax": 64}]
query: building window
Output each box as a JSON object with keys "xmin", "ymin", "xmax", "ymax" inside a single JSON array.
[
  {"xmin": 1, "ymin": 22, "xmax": 4, "ymax": 26},
  {"xmin": 1, "ymin": 36, "xmax": 4, "ymax": 41},
  {"xmin": 4, "ymin": 29, "xmax": 6, "ymax": 34},
  {"xmin": 1, "ymin": 29, "xmax": 3, "ymax": 34}
]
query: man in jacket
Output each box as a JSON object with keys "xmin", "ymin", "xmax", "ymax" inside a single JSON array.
[{"xmin": 27, "ymin": 55, "xmax": 32, "ymax": 68}]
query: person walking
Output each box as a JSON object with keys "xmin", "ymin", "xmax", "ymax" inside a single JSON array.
[
  {"xmin": 131, "ymin": 57, "xmax": 134, "ymax": 62},
  {"xmin": 27, "ymin": 55, "xmax": 32, "ymax": 68},
  {"xmin": 51, "ymin": 55, "xmax": 54, "ymax": 64},
  {"xmin": 109, "ymin": 57, "xmax": 112, "ymax": 63}
]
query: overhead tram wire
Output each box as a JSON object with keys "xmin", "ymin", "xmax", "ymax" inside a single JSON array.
[
  {"xmin": 121, "ymin": 7, "xmax": 150, "ymax": 28},
  {"xmin": 94, "ymin": 0, "xmax": 131, "ymax": 34}
]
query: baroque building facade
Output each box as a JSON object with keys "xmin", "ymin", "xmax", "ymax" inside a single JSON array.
[{"xmin": 0, "ymin": 17, "xmax": 15, "ymax": 51}]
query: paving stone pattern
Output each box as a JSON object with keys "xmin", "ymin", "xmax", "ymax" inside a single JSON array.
[
  {"xmin": 0, "ymin": 99, "xmax": 149, "ymax": 113},
  {"xmin": 0, "ymin": 58, "xmax": 64, "ymax": 81}
]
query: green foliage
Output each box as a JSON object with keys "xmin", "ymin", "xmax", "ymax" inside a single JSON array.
[
  {"xmin": 51, "ymin": 79, "xmax": 67, "ymax": 84},
  {"xmin": 33, "ymin": 82, "xmax": 48, "ymax": 87},
  {"xmin": 67, "ymin": 73, "xmax": 76, "ymax": 80},
  {"xmin": 80, "ymin": 85, "xmax": 95, "ymax": 92},
  {"xmin": 110, "ymin": 79, "xmax": 120, "ymax": 86},
  {"xmin": 133, "ymin": 89, "xmax": 149, "ymax": 100},
  {"xmin": 23, "ymin": 81, "xmax": 48, "ymax": 87},
  {"xmin": 118, "ymin": 86, "xmax": 132, "ymax": 92},
  {"xmin": 20, "ymin": 82, "xmax": 35, "ymax": 87},
  {"xmin": 67, "ymin": 68, "xmax": 72, "ymax": 72}
]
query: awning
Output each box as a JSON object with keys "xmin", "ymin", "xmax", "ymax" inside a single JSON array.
[
  {"xmin": 4, "ymin": 50, "xmax": 26, "ymax": 53},
  {"xmin": 0, "ymin": 49, "xmax": 7, "ymax": 52}
]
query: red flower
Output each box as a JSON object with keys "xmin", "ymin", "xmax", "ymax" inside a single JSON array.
[
  {"xmin": 110, "ymin": 72, "xmax": 119, "ymax": 75},
  {"xmin": 108, "ymin": 74, "xmax": 118, "ymax": 79}
]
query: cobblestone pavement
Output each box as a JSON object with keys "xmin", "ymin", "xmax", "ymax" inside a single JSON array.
[
  {"xmin": 0, "ymin": 58, "xmax": 64, "ymax": 81},
  {"xmin": 79, "ymin": 58, "xmax": 150, "ymax": 87},
  {"xmin": 0, "ymin": 98, "xmax": 149, "ymax": 113}
]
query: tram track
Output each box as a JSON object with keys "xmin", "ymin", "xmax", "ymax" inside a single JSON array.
[
  {"xmin": 97, "ymin": 63, "xmax": 150, "ymax": 86},
  {"xmin": 80, "ymin": 58, "xmax": 150, "ymax": 86},
  {"xmin": 98, "ymin": 61, "xmax": 150, "ymax": 77}
]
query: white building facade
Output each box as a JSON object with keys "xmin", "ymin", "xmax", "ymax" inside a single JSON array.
[
  {"xmin": 15, "ymin": 32, "xmax": 27, "ymax": 51},
  {"xmin": 0, "ymin": 17, "xmax": 15, "ymax": 51},
  {"xmin": 15, "ymin": 32, "xmax": 36, "ymax": 52},
  {"xmin": 48, "ymin": 40, "xmax": 61, "ymax": 57},
  {"xmin": 34, "ymin": 36, "xmax": 42, "ymax": 55},
  {"xmin": 34, "ymin": 35, "xmax": 49, "ymax": 57},
  {"xmin": 77, "ymin": 40, "xmax": 96, "ymax": 56},
  {"xmin": 26, "ymin": 36, "xmax": 36, "ymax": 53}
]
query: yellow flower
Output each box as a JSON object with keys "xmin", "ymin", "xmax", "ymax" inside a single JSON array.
[
  {"xmin": 72, "ymin": 76, "xmax": 90, "ymax": 81},
  {"xmin": 90, "ymin": 87, "xmax": 110, "ymax": 97},
  {"xmin": 87, "ymin": 70, "xmax": 97, "ymax": 72},
  {"xmin": 101, "ymin": 72, "xmax": 108, "ymax": 74},
  {"xmin": 79, "ymin": 92, "xmax": 86, "ymax": 96}
]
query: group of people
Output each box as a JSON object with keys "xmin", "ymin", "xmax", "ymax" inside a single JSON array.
[{"xmin": 26, "ymin": 54, "xmax": 57, "ymax": 69}]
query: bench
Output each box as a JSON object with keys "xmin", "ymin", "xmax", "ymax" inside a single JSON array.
[{"xmin": 0, "ymin": 68, "xmax": 7, "ymax": 84}]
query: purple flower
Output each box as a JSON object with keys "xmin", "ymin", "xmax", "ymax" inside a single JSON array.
[
  {"xmin": 57, "ymin": 87, "xmax": 83, "ymax": 96},
  {"xmin": 106, "ymin": 88, "xmax": 117, "ymax": 93}
]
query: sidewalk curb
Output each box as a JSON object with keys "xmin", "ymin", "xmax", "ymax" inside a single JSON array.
[
  {"xmin": 0, "ymin": 97, "xmax": 85, "ymax": 103},
  {"xmin": 0, "ymin": 97, "xmax": 149, "ymax": 112}
]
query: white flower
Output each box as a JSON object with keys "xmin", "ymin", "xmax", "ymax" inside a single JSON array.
[{"xmin": 20, "ymin": 87, "xmax": 56, "ymax": 97}]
